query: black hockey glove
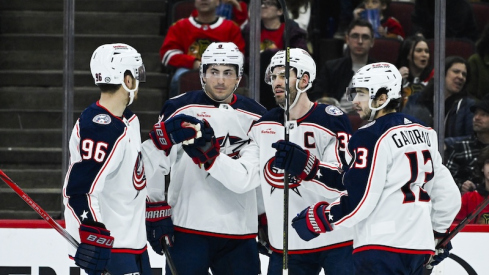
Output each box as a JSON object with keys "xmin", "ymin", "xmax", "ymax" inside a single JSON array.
[
  {"xmin": 182, "ymin": 119, "xmax": 220, "ymax": 168},
  {"xmin": 149, "ymin": 114, "xmax": 205, "ymax": 154},
  {"xmin": 426, "ymin": 231, "xmax": 453, "ymax": 269},
  {"xmin": 272, "ymin": 140, "xmax": 320, "ymax": 181},
  {"xmin": 292, "ymin": 201, "xmax": 332, "ymax": 241},
  {"xmin": 257, "ymin": 214, "xmax": 272, "ymax": 256},
  {"xmin": 75, "ymin": 222, "xmax": 113, "ymax": 275},
  {"xmin": 146, "ymin": 201, "xmax": 174, "ymax": 255}
]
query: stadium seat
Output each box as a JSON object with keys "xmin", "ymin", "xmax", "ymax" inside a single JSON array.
[
  {"xmin": 369, "ymin": 38, "xmax": 402, "ymax": 64},
  {"xmin": 178, "ymin": 70, "xmax": 249, "ymax": 96},
  {"xmin": 427, "ymin": 38, "xmax": 476, "ymax": 64},
  {"xmin": 471, "ymin": 2, "xmax": 489, "ymax": 37},
  {"xmin": 168, "ymin": 0, "xmax": 195, "ymax": 26},
  {"xmin": 388, "ymin": 2, "xmax": 415, "ymax": 36}
]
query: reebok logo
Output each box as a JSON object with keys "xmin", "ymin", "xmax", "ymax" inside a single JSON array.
[
  {"xmin": 261, "ymin": 128, "xmax": 276, "ymax": 134},
  {"xmin": 197, "ymin": 112, "xmax": 211, "ymax": 118}
]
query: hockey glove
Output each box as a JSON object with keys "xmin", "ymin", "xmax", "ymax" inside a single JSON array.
[
  {"xmin": 75, "ymin": 222, "xmax": 113, "ymax": 275},
  {"xmin": 291, "ymin": 201, "xmax": 332, "ymax": 241},
  {"xmin": 146, "ymin": 201, "xmax": 174, "ymax": 255},
  {"xmin": 182, "ymin": 119, "xmax": 220, "ymax": 167},
  {"xmin": 149, "ymin": 114, "xmax": 205, "ymax": 154},
  {"xmin": 426, "ymin": 231, "xmax": 453, "ymax": 269},
  {"xmin": 257, "ymin": 214, "xmax": 272, "ymax": 256},
  {"xmin": 272, "ymin": 140, "xmax": 320, "ymax": 181}
]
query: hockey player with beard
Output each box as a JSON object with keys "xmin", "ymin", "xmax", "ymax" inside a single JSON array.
[
  {"xmin": 290, "ymin": 63, "xmax": 461, "ymax": 274},
  {"xmin": 182, "ymin": 48, "xmax": 355, "ymax": 274},
  {"xmin": 63, "ymin": 44, "xmax": 141, "ymax": 274},
  {"xmin": 142, "ymin": 42, "xmax": 266, "ymax": 275}
]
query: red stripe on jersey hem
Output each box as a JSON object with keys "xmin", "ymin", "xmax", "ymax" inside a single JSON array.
[
  {"xmin": 174, "ymin": 226, "xmax": 257, "ymax": 239},
  {"xmin": 112, "ymin": 245, "xmax": 147, "ymax": 254},
  {"xmin": 270, "ymin": 240, "xmax": 353, "ymax": 254},
  {"xmin": 353, "ymin": 245, "xmax": 434, "ymax": 255}
]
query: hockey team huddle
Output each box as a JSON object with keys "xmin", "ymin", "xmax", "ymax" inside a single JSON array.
[{"xmin": 62, "ymin": 41, "xmax": 461, "ymax": 275}]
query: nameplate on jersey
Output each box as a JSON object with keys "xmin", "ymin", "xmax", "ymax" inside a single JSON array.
[
  {"xmin": 325, "ymin": 105, "xmax": 343, "ymax": 116},
  {"xmin": 92, "ymin": 114, "xmax": 111, "ymax": 125}
]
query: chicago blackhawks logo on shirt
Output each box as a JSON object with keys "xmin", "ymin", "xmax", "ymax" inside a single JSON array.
[
  {"xmin": 133, "ymin": 152, "xmax": 146, "ymax": 191},
  {"xmin": 263, "ymin": 157, "xmax": 302, "ymax": 196}
]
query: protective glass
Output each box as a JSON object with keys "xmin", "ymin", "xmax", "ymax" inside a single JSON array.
[
  {"xmin": 265, "ymin": 68, "xmax": 296, "ymax": 85},
  {"xmin": 136, "ymin": 64, "xmax": 146, "ymax": 82},
  {"xmin": 262, "ymin": 0, "xmax": 279, "ymax": 7},
  {"xmin": 346, "ymin": 87, "xmax": 369, "ymax": 102}
]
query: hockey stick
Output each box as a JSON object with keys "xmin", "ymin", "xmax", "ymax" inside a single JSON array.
[
  {"xmin": 437, "ymin": 195, "xmax": 489, "ymax": 248},
  {"xmin": 0, "ymin": 169, "xmax": 111, "ymax": 275},
  {"xmin": 277, "ymin": 0, "xmax": 290, "ymax": 273},
  {"xmin": 161, "ymin": 240, "xmax": 179, "ymax": 275}
]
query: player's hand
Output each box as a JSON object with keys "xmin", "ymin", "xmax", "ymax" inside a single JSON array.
[
  {"xmin": 426, "ymin": 231, "xmax": 453, "ymax": 269},
  {"xmin": 75, "ymin": 222, "xmax": 113, "ymax": 275},
  {"xmin": 149, "ymin": 114, "xmax": 205, "ymax": 154},
  {"xmin": 257, "ymin": 214, "xmax": 272, "ymax": 256},
  {"xmin": 182, "ymin": 119, "xmax": 220, "ymax": 167},
  {"xmin": 146, "ymin": 201, "xmax": 174, "ymax": 255},
  {"xmin": 292, "ymin": 201, "xmax": 332, "ymax": 241},
  {"xmin": 272, "ymin": 140, "xmax": 319, "ymax": 181}
]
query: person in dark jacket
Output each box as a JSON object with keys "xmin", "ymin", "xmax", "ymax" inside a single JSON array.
[
  {"xmin": 311, "ymin": 19, "xmax": 376, "ymax": 113},
  {"xmin": 242, "ymin": 0, "xmax": 308, "ymax": 110},
  {"xmin": 403, "ymin": 56, "xmax": 475, "ymax": 138}
]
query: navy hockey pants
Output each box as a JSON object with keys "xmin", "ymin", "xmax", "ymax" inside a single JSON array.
[
  {"xmin": 267, "ymin": 245, "xmax": 354, "ymax": 275},
  {"xmin": 105, "ymin": 250, "xmax": 151, "ymax": 275},
  {"xmin": 165, "ymin": 231, "xmax": 260, "ymax": 275},
  {"xmin": 353, "ymin": 249, "xmax": 431, "ymax": 275}
]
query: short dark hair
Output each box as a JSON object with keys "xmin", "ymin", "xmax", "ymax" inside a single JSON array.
[
  {"xmin": 347, "ymin": 19, "xmax": 374, "ymax": 38},
  {"xmin": 97, "ymin": 70, "xmax": 132, "ymax": 93},
  {"xmin": 374, "ymin": 87, "xmax": 400, "ymax": 111}
]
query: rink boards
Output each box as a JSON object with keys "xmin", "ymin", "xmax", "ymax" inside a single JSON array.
[{"xmin": 0, "ymin": 220, "xmax": 487, "ymax": 275}]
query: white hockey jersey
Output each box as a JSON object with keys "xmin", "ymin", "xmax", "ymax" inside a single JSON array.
[
  {"xmin": 63, "ymin": 102, "xmax": 148, "ymax": 257},
  {"xmin": 208, "ymin": 103, "xmax": 355, "ymax": 253},
  {"xmin": 326, "ymin": 113, "xmax": 461, "ymax": 254},
  {"xmin": 142, "ymin": 91, "xmax": 267, "ymax": 238}
]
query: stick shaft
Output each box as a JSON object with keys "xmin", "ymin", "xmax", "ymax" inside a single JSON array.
[
  {"xmin": 0, "ymin": 169, "xmax": 79, "ymax": 248},
  {"xmin": 162, "ymin": 241, "xmax": 179, "ymax": 275}
]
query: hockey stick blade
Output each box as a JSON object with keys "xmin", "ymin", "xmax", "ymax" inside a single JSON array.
[
  {"xmin": 437, "ymin": 195, "xmax": 489, "ymax": 248},
  {"xmin": 161, "ymin": 241, "xmax": 179, "ymax": 275},
  {"xmin": 0, "ymin": 169, "xmax": 111, "ymax": 275}
]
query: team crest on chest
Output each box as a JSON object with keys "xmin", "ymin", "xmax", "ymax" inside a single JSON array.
[
  {"xmin": 263, "ymin": 157, "xmax": 302, "ymax": 196},
  {"xmin": 133, "ymin": 152, "xmax": 146, "ymax": 191},
  {"xmin": 92, "ymin": 114, "xmax": 111, "ymax": 125}
]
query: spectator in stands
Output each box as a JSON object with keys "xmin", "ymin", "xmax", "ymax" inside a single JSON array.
[
  {"xmin": 353, "ymin": 0, "xmax": 405, "ymax": 40},
  {"xmin": 403, "ymin": 56, "xmax": 475, "ymax": 138},
  {"xmin": 412, "ymin": 0, "xmax": 478, "ymax": 41},
  {"xmin": 467, "ymin": 24, "xmax": 489, "ymax": 100},
  {"xmin": 395, "ymin": 35, "xmax": 434, "ymax": 110},
  {"xmin": 191, "ymin": 0, "xmax": 249, "ymax": 28},
  {"xmin": 160, "ymin": 0, "xmax": 245, "ymax": 98},
  {"xmin": 454, "ymin": 145, "xmax": 489, "ymax": 224},
  {"xmin": 242, "ymin": 0, "xmax": 308, "ymax": 110},
  {"xmin": 311, "ymin": 19, "xmax": 376, "ymax": 113},
  {"xmin": 445, "ymin": 94, "xmax": 489, "ymax": 193},
  {"xmin": 285, "ymin": 0, "xmax": 312, "ymax": 31}
]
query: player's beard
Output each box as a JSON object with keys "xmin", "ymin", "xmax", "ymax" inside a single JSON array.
[
  {"xmin": 275, "ymin": 89, "xmax": 298, "ymax": 108},
  {"xmin": 359, "ymin": 107, "xmax": 372, "ymax": 120}
]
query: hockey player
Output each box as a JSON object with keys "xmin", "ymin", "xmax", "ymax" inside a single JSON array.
[
  {"xmin": 290, "ymin": 63, "xmax": 462, "ymax": 274},
  {"xmin": 62, "ymin": 43, "xmax": 199, "ymax": 275},
  {"xmin": 142, "ymin": 42, "xmax": 266, "ymax": 275},
  {"xmin": 182, "ymin": 48, "xmax": 356, "ymax": 274}
]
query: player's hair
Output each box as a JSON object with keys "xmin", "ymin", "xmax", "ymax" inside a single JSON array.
[
  {"xmin": 347, "ymin": 19, "xmax": 374, "ymax": 38},
  {"xmin": 202, "ymin": 64, "xmax": 239, "ymax": 78},
  {"xmin": 98, "ymin": 71, "xmax": 133, "ymax": 94},
  {"xmin": 374, "ymin": 87, "xmax": 401, "ymax": 111}
]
